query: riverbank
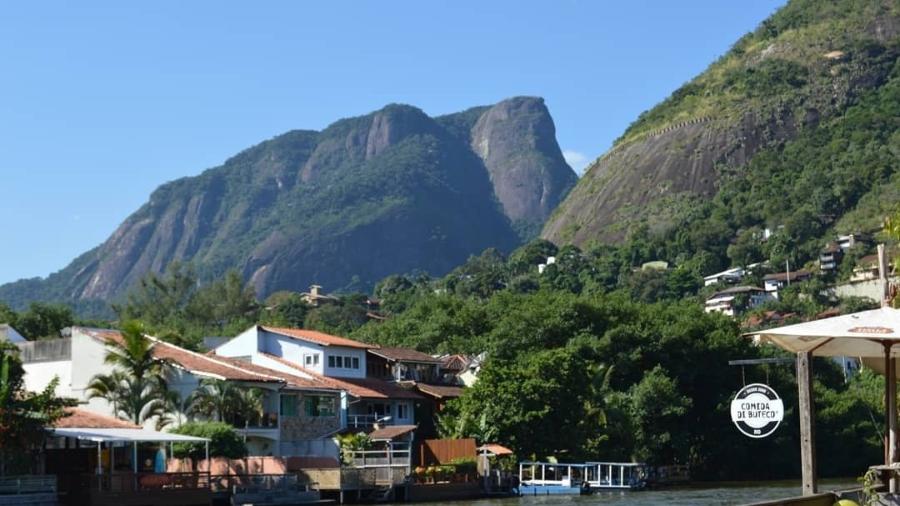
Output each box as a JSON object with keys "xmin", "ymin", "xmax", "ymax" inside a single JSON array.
[{"xmin": 386, "ymin": 479, "xmax": 859, "ymax": 506}]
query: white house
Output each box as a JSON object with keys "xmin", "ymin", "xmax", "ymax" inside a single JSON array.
[
  {"xmin": 19, "ymin": 327, "xmax": 343, "ymax": 458},
  {"xmin": 212, "ymin": 326, "xmax": 423, "ymax": 431},
  {"xmin": 0, "ymin": 323, "xmax": 26, "ymax": 343},
  {"xmin": 705, "ymin": 286, "xmax": 774, "ymax": 317},
  {"xmin": 763, "ymin": 270, "xmax": 811, "ymax": 297},
  {"xmin": 703, "ymin": 267, "xmax": 746, "ymax": 287}
]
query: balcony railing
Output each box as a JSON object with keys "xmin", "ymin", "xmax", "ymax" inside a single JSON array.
[
  {"xmin": 347, "ymin": 414, "xmax": 391, "ymax": 428},
  {"xmin": 233, "ymin": 412, "xmax": 279, "ymax": 431}
]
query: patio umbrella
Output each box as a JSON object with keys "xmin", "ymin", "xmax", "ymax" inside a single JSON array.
[{"xmin": 748, "ymin": 306, "xmax": 900, "ymax": 495}]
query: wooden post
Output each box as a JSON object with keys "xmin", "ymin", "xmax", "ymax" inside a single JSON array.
[
  {"xmin": 797, "ymin": 351, "xmax": 817, "ymax": 495},
  {"xmin": 886, "ymin": 341, "xmax": 898, "ymax": 493}
]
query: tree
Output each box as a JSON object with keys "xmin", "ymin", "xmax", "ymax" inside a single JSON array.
[
  {"xmin": 172, "ymin": 422, "xmax": 246, "ymax": 460},
  {"xmin": 0, "ymin": 342, "xmax": 75, "ymax": 475},
  {"xmin": 15, "ymin": 302, "xmax": 74, "ymax": 340},
  {"xmin": 629, "ymin": 366, "xmax": 692, "ymax": 464},
  {"xmin": 86, "ymin": 321, "xmax": 173, "ymax": 426},
  {"xmin": 186, "ymin": 378, "xmax": 264, "ymax": 426}
]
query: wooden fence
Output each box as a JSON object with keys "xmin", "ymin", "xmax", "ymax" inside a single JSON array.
[{"xmin": 419, "ymin": 438, "xmax": 476, "ymax": 466}]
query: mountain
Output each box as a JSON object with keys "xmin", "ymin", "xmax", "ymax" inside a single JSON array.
[
  {"xmin": 543, "ymin": 0, "xmax": 900, "ymax": 262},
  {"xmin": 1, "ymin": 97, "xmax": 577, "ymax": 311}
]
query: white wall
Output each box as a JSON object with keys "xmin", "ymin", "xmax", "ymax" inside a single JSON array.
[
  {"xmin": 215, "ymin": 326, "xmax": 261, "ymax": 358},
  {"xmin": 260, "ymin": 331, "xmax": 325, "ymax": 375},
  {"xmin": 22, "ymin": 360, "xmax": 72, "ymax": 396},
  {"xmin": 323, "ymin": 348, "xmax": 366, "ymax": 379}
]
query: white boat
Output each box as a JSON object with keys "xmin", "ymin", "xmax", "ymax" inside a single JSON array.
[{"xmin": 518, "ymin": 461, "xmax": 648, "ymax": 494}]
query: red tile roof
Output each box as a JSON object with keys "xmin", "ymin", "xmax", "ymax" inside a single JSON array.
[
  {"xmin": 478, "ymin": 443, "xmax": 514, "ymax": 456},
  {"xmin": 261, "ymin": 326, "xmax": 373, "ymax": 349},
  {"xmin": 369, "ymin": 348, "xmax": 442, "ymax": 364},
  {"xmin": 441, "ymin": 354, "xmax": 470, "ymax": 373},
  {"xmin": 415, "ymin": 383, "xmax": 464, "ymax": 399},
  {"xmin": 211, "ymin": 355, "xmax": 334, "ymax": 391},
  {"xmin": 54, "ymin": 408, "xmax": 140, "ymax": 429},
  {"xmin": 259, "ymin": 353, "xmax": 423, "ymax": 400},
  {"xmin": 76, "ymin": 327, "xmax": 338, "ymax": 392}
]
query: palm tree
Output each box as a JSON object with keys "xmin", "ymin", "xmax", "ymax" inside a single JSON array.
[
  {"xmin": 86, "ymin": 321, "xmax": 172, "ymax": 426},
  {"xmin": 187, "ymin": 378, "xmax": 265, "ymax": 426}
]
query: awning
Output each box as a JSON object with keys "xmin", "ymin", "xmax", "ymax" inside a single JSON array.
[
  {"xmin": 368, "ymin": 425, "xmax": 416, "ymax": 441},
  {"xmin": 51, "ymin": 428, "xmax": 210, "ymax": 443},
  {"xmin": 478, "ymin": 443, "xmax": 514, "ymax": 456}
]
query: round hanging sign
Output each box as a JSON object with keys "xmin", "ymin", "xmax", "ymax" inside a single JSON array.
[{"xmin": 730, "ymin": 383, "xmax": 784, "ymax": 438}]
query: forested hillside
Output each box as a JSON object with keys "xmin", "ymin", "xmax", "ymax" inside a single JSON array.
[{"xmin": 545, "ymin": 0, "xmax": 900, "ymax": 279}]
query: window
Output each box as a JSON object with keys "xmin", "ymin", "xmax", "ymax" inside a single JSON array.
[
  {"xmin": 396, "ymin": 403, "xmax": 409, "ymax": 420},
  {"xmin": 280, "ymin": 394, "xmax": 298, "ymax": 417},
  {"xmin": 304, "ymin": 354, "xmax": 319, "ymax": 367},
  {"xmin": 352, "ymin": 357, "xmax": 360, "ymax": 369},
  {"xmin": 336, "ymin": 356, "xmax": 344, "ymax": 368},
  {"xmin": 328, "ymin": 356, "xmax": 335, "ymax": 368},
  {"xmin": 304, "ymin": 395, "xmax": 336, "ymax": 417}
]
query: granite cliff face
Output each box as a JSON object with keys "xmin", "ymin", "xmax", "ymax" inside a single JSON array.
[
  {"xmin": 0, "ymin": 97, "xmax": 576, "ymax": 310},
  {"xmin": 543, "ymin": 0, "xmax": 900, "ymax": 247},
  {"xmin": 470, "ymin": 97, "xmax": 577, "ymax": 236}
]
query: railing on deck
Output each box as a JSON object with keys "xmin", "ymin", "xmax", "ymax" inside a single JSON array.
[
  {"xmin": 61, "ymin": 472, "xmax": 210, "ymax": 493},
  {"xmin": 349, "ymin": 448, "xmax": 411, "ymax": 469},
  {"xmin": 0, "ymin": 475, "xmax": 57, "ymax": 495},
  {"xmin": 347, "ymin": 446, "xmax": 411, "ymax": 486},
  {"xmin": 210, "ymin": 473, "xmax": 316, "ymax": 493}
]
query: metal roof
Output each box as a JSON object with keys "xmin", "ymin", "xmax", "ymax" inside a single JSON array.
[{"xmin": 51, "ymin": 428, "xmax": 210, "ymax": 443}]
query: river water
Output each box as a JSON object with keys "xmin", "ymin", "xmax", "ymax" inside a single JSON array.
[{"xmin": 407, "ymin": 480, "xmax": 858, "ymax": 506}]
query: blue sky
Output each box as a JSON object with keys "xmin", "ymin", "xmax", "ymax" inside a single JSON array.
[{"xmin": 0, "ymin": 1, "xmax": 785, "ymax": 285}]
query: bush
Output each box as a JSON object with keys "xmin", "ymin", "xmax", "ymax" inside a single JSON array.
[
  {"xmin": 448, "ymin": 457, "xmax": 478, "ymax": 475},
  {"xmin": 172, "ymin": 421, "xmax": 246, "ymax": 460}
]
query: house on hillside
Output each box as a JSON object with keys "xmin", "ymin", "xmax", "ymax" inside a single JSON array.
[
  {"xmin": 703, "ymin": 267, "xmax": 745, "ymax": 287},
  {"xmin": 819, "ymin": 242, "xmax": 843, "ymax": 273},
  {"xmin": 438, "ymin": 352, "xmax": 486, "ymax": 387},
  {"xmin": 19, "ymin": 327, "xmax": 344, "ymax": 458},
  {"xmin": 367, "ymin": 347, "xmax": 443, "ymax": 382},
  {"xmin": 0, "ymin": 323, "xmax": 26, "ymax": 342},
  {"xmin": 704, "ymin": 286, "xmax": 774, "ymax": 317},
  {"xmin": 837, "ymin": 233, "xmax": 871, "ymax": 252},
  {"xmin": 763, "ymin": 270, "xmax": 811, "ymax": 297},
  {"xmin": 300, "ymin": 285, "xmax": 340, "ymax": 307},
  {"xmin": 211, "ymin": 326, "xmax": 425, "ymax": 434},
  {"xmin": 850, "ymin": 254, "xmax": 895, "ymax": 282}
]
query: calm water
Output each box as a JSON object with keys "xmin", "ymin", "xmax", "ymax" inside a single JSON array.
[{"xmin": 402, "ymin": 480, "xmax": 858, "ymax": 506}]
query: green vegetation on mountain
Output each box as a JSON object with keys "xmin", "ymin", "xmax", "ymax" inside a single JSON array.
[
  {"xmin": 350, "ymin": 239, "xmax": 886, "ymax": 480},
  {"xmin": 0, "ymin": 97, "xmax": 577, "ymax": 316},
  {"xmin": 544, "ymin": 0, "xmax": 900, "ymax": 279}
]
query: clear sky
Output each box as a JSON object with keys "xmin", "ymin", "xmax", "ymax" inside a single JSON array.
[{"xmin": 0, "ymin": 0, "xmax": 785, "ymax": 285}]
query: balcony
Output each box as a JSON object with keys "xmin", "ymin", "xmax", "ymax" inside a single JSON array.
[
  {"xmin": 233, "ymin": 411, "xmax": 279, "ymax": 439},
  {"xmin": 347, "ymin": 414, "xmax": 392, "ymax": 429}
]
